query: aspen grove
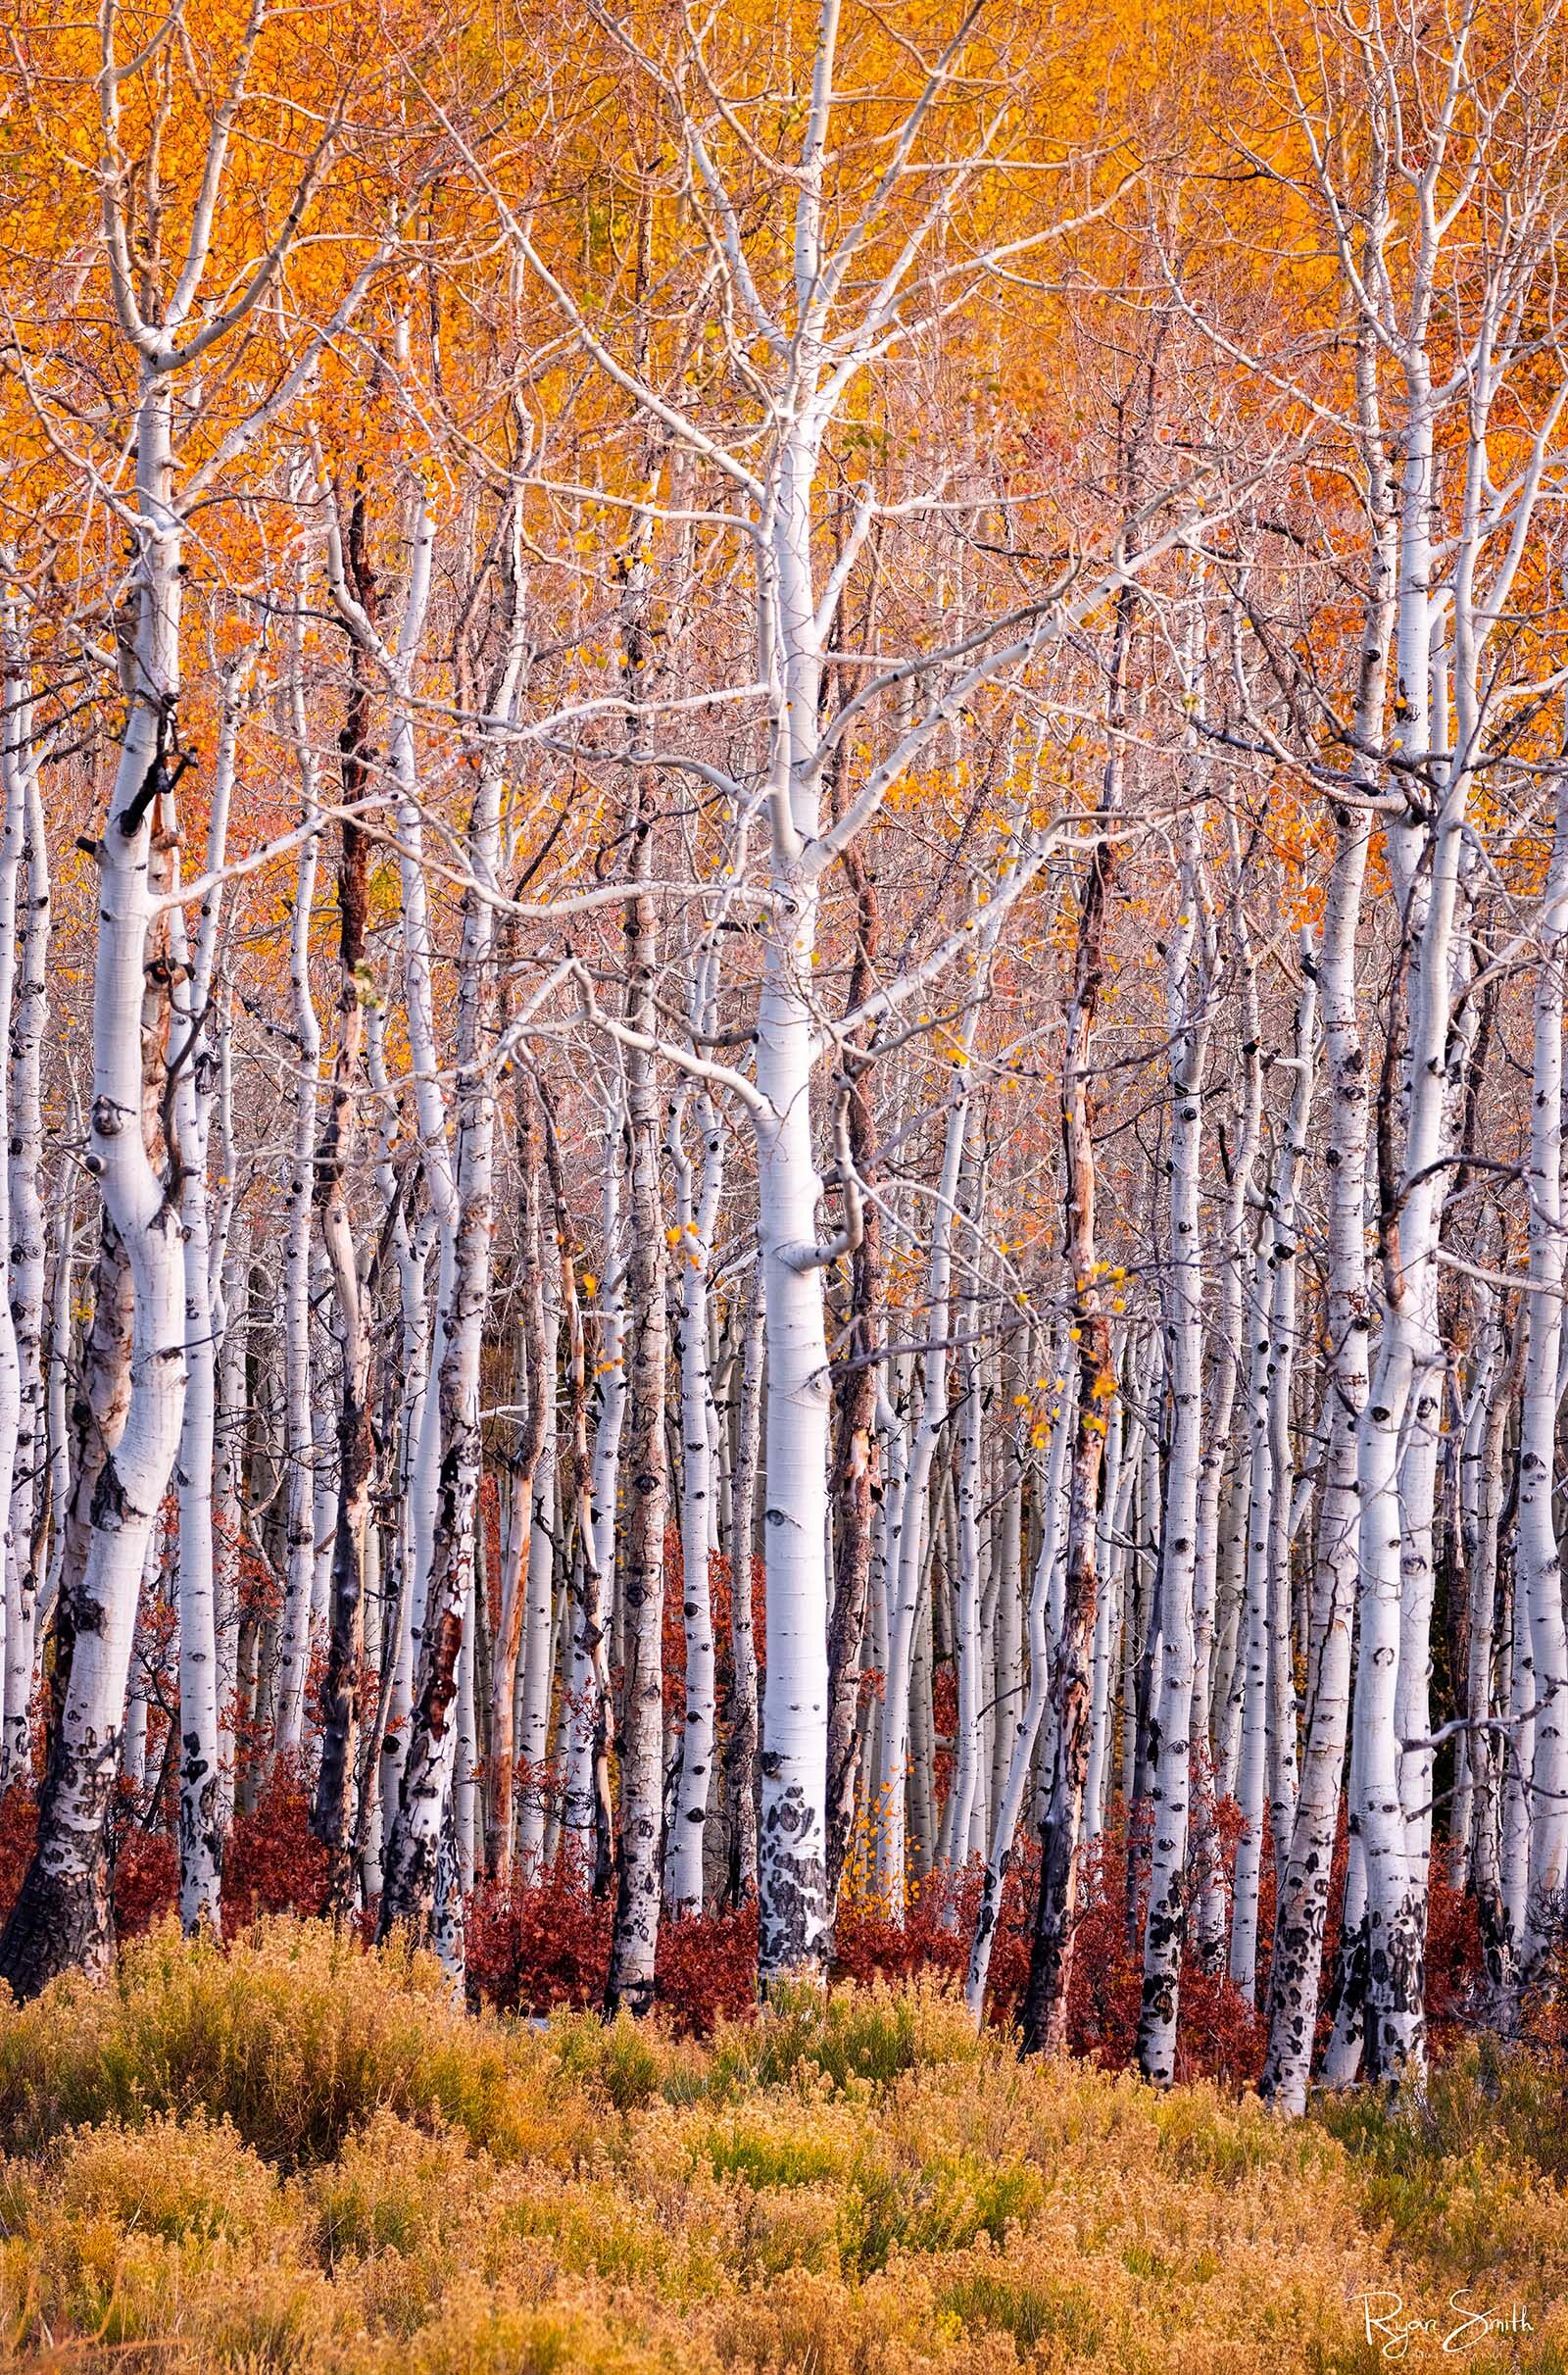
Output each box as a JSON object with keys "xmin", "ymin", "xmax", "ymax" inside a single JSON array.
[{"xmin": 2, "ymin": 0, "xmax": 1568, "ymax": 2113}]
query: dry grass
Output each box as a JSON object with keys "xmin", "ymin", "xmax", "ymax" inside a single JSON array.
[{"xmin": 0, "ymin": 1919, "xmax": 1562, "ymax": 2372}]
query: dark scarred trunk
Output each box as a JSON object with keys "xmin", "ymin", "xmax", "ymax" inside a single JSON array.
[
  {"xmin": 541, "ymin": 1083, "xmax": 616, "ymax": 1897},
  {"xmin": 824, "ymin": 840, "xmax": 882, "ymax": 1920},
  {"xmin": 42, "ymin": 1217, "xmax": 134, "ymax": 1756},
  {"xmin": 314, "ymin": 489, "xmax": 377, "ymax": 1913},
  {"xmin": 724, "ymin": 1284, "xmax": 764, "ymax": 1909},
  {"xmin": 488, "ymin": 1076, "xmax": 549, "ymax": 1881}
]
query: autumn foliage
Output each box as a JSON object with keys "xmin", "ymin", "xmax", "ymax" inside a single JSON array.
[
  {"xmin": 2, "ymin": 1918, "xmax": 1567, "ymax": 2374},
  {"xmin": 0, "ymin": 1764, "xmax": 1486, "ymax": 2090}
]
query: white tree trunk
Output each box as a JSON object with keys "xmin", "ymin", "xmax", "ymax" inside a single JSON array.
[
  {"xmin": 0, "ymin": 610, "xmax": 27, "ymax": 1757},
  {"xmin": 3, "ymin": 749, "xmax": 48, "ymax": 1781},
  {"xmin": 376, "ymin": 518, "xmax": 518, "ymax": 1949},
  {"xmin": 1229, "ymin": 1192, "xmax": 1276, "ymax": 2008},
  {"xmin": 944, "ymin": 1184, "xmax": 989, "ymax": 1909},
  {"xmin": 1138, "ymin": 829, "xmax": 1210, "ymax": 2082},
  {"xmin": 515, "ymin": 1281, "xmax": 560, "ymax": 1873},
  {"xmin": 665, "ymin": 1049, "xmax": 724, "ymax": 1911},
  {"xmin": 754, "ymin": 911, "xmax": 835, "ymax": 1978},
  {"xmin": 1263, "ymin": 959, "xmax": 1317, "ymax": 1902},
  {"xmin": 564, "ymin": 1110, "xmax": 626, "ymax": 1863},
  {"xmin": 876, "ymin": 1045, "xmax": 975, "ymax": 1907},
  {"xmin": 1520, "ymin": 769, "xmax": 1568, "ymax": 1972},
  {"xmin": 1261, "ymin": 799, "xmax": 1376, "ymax": 2107},
  {"xmin": 273, "ymin": 699, "xmax": 322, "ymax": 1759},
  {"xmin": 0, "ymin": 379, "xmax": 189, "ymax": 1997},
  {"xmin": 168, "ymin": 672, "xmax": 243, "ymax": 1931}
]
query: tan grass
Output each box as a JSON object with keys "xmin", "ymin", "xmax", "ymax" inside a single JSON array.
[{"xmin": 0, "ymin": 1919, "xmax": 1562, "ymax": 2374}]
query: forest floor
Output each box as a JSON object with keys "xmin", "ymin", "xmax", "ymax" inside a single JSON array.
[{"xmin": 0, "ymin": 1921, "xmax": 1563, "ymax": 2374}]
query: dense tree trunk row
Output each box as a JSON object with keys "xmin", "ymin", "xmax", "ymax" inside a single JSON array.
[{"xmin": 0, "ymin": 0, "xmax": 1566, "ymax": 2114}]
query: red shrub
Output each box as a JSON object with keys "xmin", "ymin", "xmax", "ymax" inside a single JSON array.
[
  {"xmin": 1057, "ymin": 1808, "xmax": 1268, "ymax": 2084},
  {"xmin": 467, "ymin": 1871, "xmax": 759, "ymax": 2034},
  {"xmin": 656, "ymin": 1902, "xmax": 758, "ymax": 2033},
  {"xmin": 223, "ymin": 1762, "xmax": 332, "ymax": 1930},
  {"xmin": 466, "ymin": 1865, "xmax": 614, "ymax": 2014},
  {"xmin": 1425, "ymin": 1853, "xmax": 1484, "ymax": 2044},
  {"xmin": 710, "ymin": 1548, "xmax": 766, "ymax": 1676},
  {"xmin": 1, "ymin": 1777, "xmax": 184, "ymax": 1942},
  {"xmin": 835, "ymin": 1896, "xmax": 968, "ymax": 1992},
  {"xmin": 0, "ymin": 1747, "xmax": 1494, "ymax": 2086},
  {"xmin": 113, "ymin": 1819, "xmax": 179, "ymax": 1938},
  {"xmin": 833, "ymin": 1857, "xmax": 996, "ymax": 1997},
  {"xmin": 661, "ymin": 1527, "xmax": 689, "ymax": 1717},
  {"xmin": 0, "ymin": 1786, "xmax": 38, "ymax": 1924}
]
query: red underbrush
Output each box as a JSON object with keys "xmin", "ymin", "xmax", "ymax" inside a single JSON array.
[{"xmin": 0, "ymin": 1772, "xmax": 1483, "ymax": 2083}]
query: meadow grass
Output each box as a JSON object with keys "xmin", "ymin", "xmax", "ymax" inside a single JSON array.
[{"xmin": 0, "ymin": 1919, "xmax": 1562, "ymax": 2372}]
